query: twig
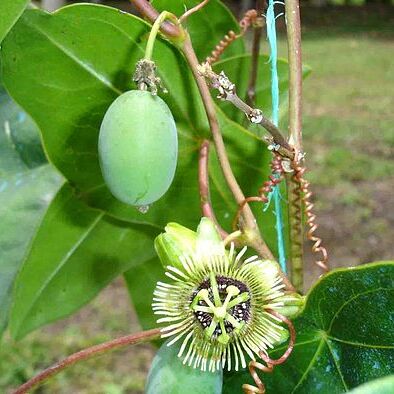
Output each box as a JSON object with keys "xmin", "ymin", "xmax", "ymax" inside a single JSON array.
[
  {"xmin": 285, "ymin": 0, "xmax": 304, "ymax": 291},
  {"xmin": 246, "ymin": 0, "xmax": 266, "ymax": 106},
  {"xmin": 285, "ymin": 1, "xmax": 303, "ymax": 153},
  {"xmin": 13, "ymin": 328, "xmax": 160, "ymax": 394},
  {"xmin": 179, "ymin": 0, "xmax": 210, "ymax": 23},
  {"xmin": 199, "ymin": 139, "xmax": 228, "ymax": 239},
  {"xmin": 198, "ymin": 64, "xmax": 295, "ymax": 160}
]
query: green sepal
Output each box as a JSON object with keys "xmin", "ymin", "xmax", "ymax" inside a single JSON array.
[
  {"xmin": 154, "ymin": 222, "xmax": 197, "ymax": 270},
  {"xmin": 154, "ymin": 218, "xmax": 223, "ymax": 270},
  {"xmin": 272, "ymin": 327, "xmax": 290, "ymax": 347},
  {"xmin": 272, "ymin": 293, "xmax": 305, "ymax": 318},
  {"xmin": 165, "ymin": 222, "xmax": 197, "ymax": 254},
  {"xmin": 196, "ymin": 217, "xmax": 224, "ymax": 259}
]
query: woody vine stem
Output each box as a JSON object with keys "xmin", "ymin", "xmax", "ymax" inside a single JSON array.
[{"xmin": 285, "ymin": 0, "xmax": 305, "ymax": 292}]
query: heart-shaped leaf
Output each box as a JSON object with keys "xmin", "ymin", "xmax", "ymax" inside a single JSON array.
[{"xmin": 223, "ymin": 262, "xmax": 394, "ymax": 393}]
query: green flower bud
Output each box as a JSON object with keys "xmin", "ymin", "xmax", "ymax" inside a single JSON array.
[
  {"xmin": 270, "ymin": 293, "xmax": 305, "ymax": 318},
  {"xmin": 154, "ymin": 222, "xmax": 197, "ymax": 270}
]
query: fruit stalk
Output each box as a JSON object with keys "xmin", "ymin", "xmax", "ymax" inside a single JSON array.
[{"xmin": 144, "ymin": 11, "xmax": 179, "ymax": 61}]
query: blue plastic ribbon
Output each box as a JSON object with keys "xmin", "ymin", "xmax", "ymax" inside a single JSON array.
[{"xmin": 266, "ymin": 0, "xmax": 287, "ymax": 273}]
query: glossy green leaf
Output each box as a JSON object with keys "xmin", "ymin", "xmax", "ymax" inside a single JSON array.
[
  {"xmin": 223, "ymin": 262, "xmax": 394, "ymax": 393},
  {"xmin": 347, "ymin": 375, "xmax": 394, "ymax": 394},
  {"xmin": 0, "ymin": 87, "xmax": 62, "ymax": 335},
  {"xmin": 152, "ymin": 0, "xmax": 245, "ymax": 61},
  {"xmin": 0, "ymin": 0, "xmax": 29, "ymax": 43},
  {"xmin": 146, "ymin": 340, "xmax": 223, "ymax": 394},
  {"xmin": 10, "ymin": 183, "xmax": 160, "ymax": 339}
]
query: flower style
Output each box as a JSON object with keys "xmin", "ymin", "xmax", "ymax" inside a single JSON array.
[{"xmin": 153, "ymin": 218, "xmax": 303, "ymax": 372}]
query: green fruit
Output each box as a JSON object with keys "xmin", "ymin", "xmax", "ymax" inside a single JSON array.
[{"xmin": 98, "ymin": 90, "xmax": 178, "ymax": 206}]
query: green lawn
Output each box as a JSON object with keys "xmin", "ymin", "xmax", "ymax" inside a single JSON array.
[
  {"xmin": 1, "ymin": 9, "xmax": 393, "ymax": 394},
  {"xmin": 294, "ymin": 35, "xmax": 394, "ymax": 188}
]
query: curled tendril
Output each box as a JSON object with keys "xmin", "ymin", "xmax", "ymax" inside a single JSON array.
[
  {"xmin": 206, "ymin": 9, "xmax": 261, "ymax": 65},
  {"xmin": 242, "ymin": 310, "xmax": 296, "ymax": 394},
  {"xmin": 233, "ymin": 154, "xmax": 283, "ymax": 230},
  {"xmin": 292, "ymin": 163, "xmax": 329, "ymax": 273}
]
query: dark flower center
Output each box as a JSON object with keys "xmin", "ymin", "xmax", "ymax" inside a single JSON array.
[{"xmin": 192, "ymin": 276, "xmax": 251, "ymax": 339}]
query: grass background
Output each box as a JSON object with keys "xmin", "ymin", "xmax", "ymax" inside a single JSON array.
[{"xmin": 1, "ymin": 4, "xmax": 393, "ymax": 393}]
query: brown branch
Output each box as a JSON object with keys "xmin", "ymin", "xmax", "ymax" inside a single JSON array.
[
  {"xmin": 246, "ymin": 0, "xmax": 266, "ymax": 106},
  {"xmin": 198, "ymin": 64, "xmax": 294, "ymax": 160},
  {"xmin": 285, "ymin": 0, "xmax": 304, "ymax": 291},
  {"xmin": 199, "ymin": 139, "xmax": 228, "ymax": 239},
  {"xmin": 226, "ymin": 93, "xmax": 294, "ymax": 158},
  {"xmin": 13, "ymin": 328, "xmax": 160, "ymax": 394}
]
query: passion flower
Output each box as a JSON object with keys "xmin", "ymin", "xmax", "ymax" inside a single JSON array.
[{"xmin": 153, "ymin": 218, "xmax": 303, "ymax": 372}]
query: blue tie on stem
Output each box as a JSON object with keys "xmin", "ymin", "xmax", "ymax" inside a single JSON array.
[{"xmin": 265, "ymin": 0, "xmax": 287, "ymax": 273}]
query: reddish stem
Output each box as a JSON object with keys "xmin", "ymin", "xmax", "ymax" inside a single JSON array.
[{"xmin": 199, "ymin": 140, "xmax": 228, "ymax": 239}]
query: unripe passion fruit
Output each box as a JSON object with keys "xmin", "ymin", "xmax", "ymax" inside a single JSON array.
[{"xmin": 99, "ymin": 90, "xmax": 178, "ymax": 206}]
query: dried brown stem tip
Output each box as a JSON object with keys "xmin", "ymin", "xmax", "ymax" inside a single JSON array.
[
  {"xmin": 197, "ymin": 63, "xmax": 295, "ymax": 160},
  {"xmin": 133, "ymin": 59, "xmax": 167, "ymax": 94}
]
